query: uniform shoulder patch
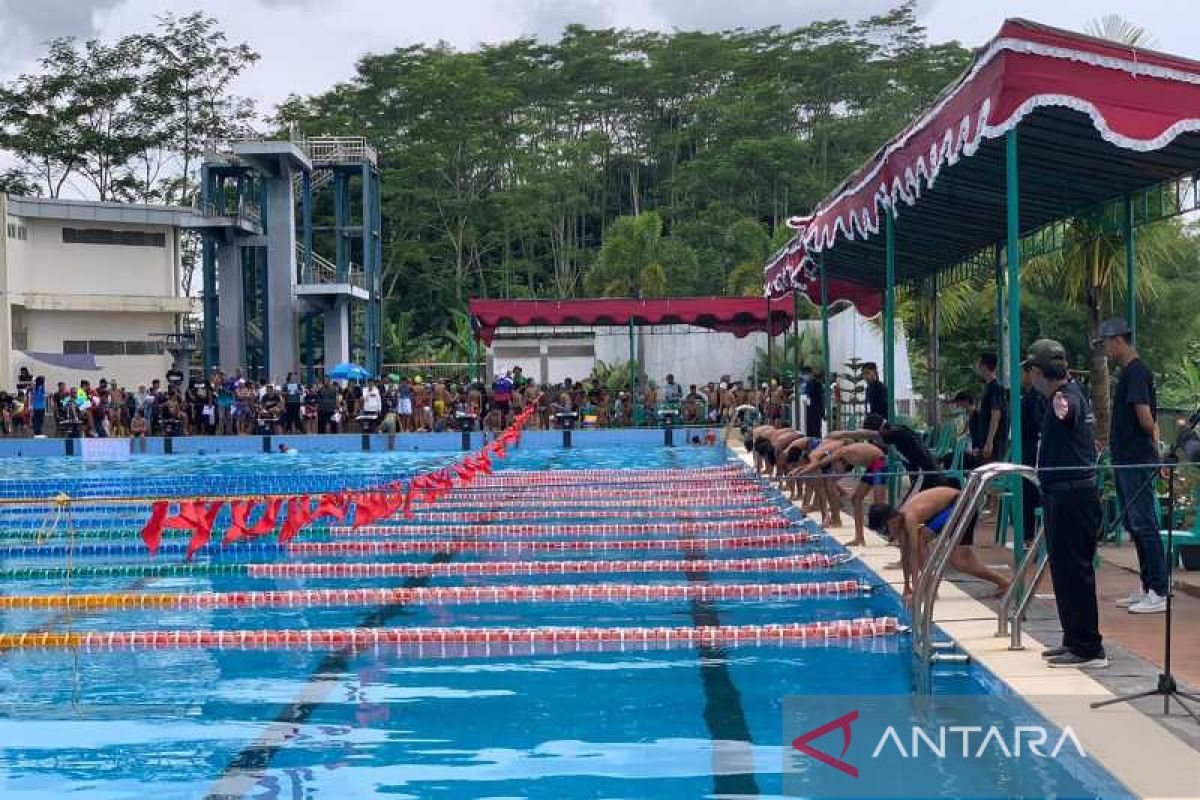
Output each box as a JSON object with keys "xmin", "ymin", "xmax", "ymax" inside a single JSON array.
[{"xmin": 1053, "ymin": 391, "xmax": 1071, "ymax": 420}]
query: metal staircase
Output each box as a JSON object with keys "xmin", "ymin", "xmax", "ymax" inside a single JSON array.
[{"xmin": 911, "ymin": 462, "xmax": 1040, "ymax": 683}]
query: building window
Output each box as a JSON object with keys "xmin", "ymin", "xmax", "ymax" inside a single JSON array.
[
  {"xmin": 62, "ymin": 340, "xmax": 165, "ymax": 356},
  {"xmin": 6, "ymin": 223, "xmax": 26, "ymax": 240},
  {"xmin": 62, "ymin": 228, "xmax": 165, "ymax": 247}
]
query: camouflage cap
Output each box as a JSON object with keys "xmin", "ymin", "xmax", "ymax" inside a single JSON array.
[{"xmin": 1023, "ymin": 339, "xmax": 1068, "ymax": 369}]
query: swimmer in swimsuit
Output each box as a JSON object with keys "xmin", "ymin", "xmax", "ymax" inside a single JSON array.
[
  {"xmin": 788, "ymin": 437, "xmax": 849, "ymax": 528},
  {"xmin": 867, "ymin": 487, "xmax": 1011, "ymax": 603}
]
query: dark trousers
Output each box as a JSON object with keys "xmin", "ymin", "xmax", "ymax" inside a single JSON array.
[
  {"xmin": 805, "ymin": 409, "xmax": 822, "ymax": 437},
  {"xmin": 1113, "ymin": 464, "xmax": 1169, "ymax": 596},
  {"xmin": 31, "ymin": 409, "xmax": 45, "ymax": 436},
  {"xmin": 284, "ymin": 403, "xmax": 302, "ymax": 433},
  {"xmin": 1021, "ymin": 478, "xmax": 1041, "ymax": 544},
  {"xmin": 317, "ymin": 411, "xmax": 333, "ymax": 434},
  {"xmin": 1043, "ymin": 485, "xmax": 1103, "ymax": 658}
]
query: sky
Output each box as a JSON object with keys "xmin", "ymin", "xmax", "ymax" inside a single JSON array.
[{"xmin": 0, "ymin": 0, "xmax": 1197, "ymax": 119}]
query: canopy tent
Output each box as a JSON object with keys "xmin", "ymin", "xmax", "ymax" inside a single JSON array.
[
  {"xmin": 469, "ymin": 298, "xmax": 795, "ymax": 346},
  {"xmin": 764, "ymin": 17, "xmax": 1200, "ymax": 549},
  {"xmin": 762, "ymin": 222, "xmax": 883, "ymax": 316}
]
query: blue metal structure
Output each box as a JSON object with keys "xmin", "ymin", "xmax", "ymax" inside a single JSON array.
[{"xmin": 192, "ymin": 137, "xmax": 382, "ymax": 380}]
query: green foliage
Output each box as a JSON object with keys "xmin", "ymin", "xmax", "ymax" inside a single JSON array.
[
  {"xmin": 589, "ymin": 359, "xmax": 640, "ymax": 394},
  {"xmin": 755, "ymin": 328, "xmax": 824, "ymax": 383},
  {"xmin": 0, "ymin": 13, "xmax": 257, "ymax": 204},
  {"xmin": 276, "ymin": 4, "xmax": 971, "ymax": 349}
]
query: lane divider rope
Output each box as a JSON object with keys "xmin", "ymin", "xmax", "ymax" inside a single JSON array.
[
  {"xmin": 0, "ymin": 580, "xmax": 872, "ymax": 611},
  {"xmin": 0, "ymin": 617, "xmax": 901, "ymax": 651}
]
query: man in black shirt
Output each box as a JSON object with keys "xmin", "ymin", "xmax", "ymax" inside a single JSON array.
[
  {"xmin": 1099, "ymin": 318, "xmax": 1166, "ymax": 614},
  {"xmin": 804, "ymin": 366, "xmax": 824, "ymax": 437},
  {"xmin": 863, "ymin": 362, "xmax": 887, "ymax": 420},
  {"xmin": 975, "ymin": 352, "xmax": 1008, "ymax": 461},
  {"xmin": 1027, "ymin": 339, "xmax": 1106, "ymax": 669}
]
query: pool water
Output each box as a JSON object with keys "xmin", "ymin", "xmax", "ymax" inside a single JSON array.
[{"xmin": 0, "ymin": 444, "xmax": 1128, "ymax": 799}]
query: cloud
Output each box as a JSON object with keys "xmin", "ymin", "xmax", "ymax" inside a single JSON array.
[
  {"xmin": 510, "ymin": 0, "xmax": 617, "ymax": 40},
  {"xmin": 0, "ymin": 0, "xmax": 127, "ymax": 73}
]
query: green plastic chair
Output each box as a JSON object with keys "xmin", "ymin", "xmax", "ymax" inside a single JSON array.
[{"xmin": 1159, "ymin": 483, "xmax": 1200, "ymax": 570}]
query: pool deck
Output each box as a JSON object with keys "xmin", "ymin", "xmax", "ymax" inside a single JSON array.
[{"xmin": 733, "ymin": 446, "xmax": 1200, "ymax": 800}]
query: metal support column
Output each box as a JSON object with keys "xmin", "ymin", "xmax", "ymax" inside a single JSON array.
[
  {"xmin": 200, "ymin": 165, "xmax": 219, "ymax": 374},
  {"xmin": 1124, "ymin": 194, "xmax": 1137, "ymax": 346},
  {"xmin": 334, "ymin": 171, "xmax": 349, "ymax": 282},
  {"xmin": 819, "ymin": 251, "xmax": 832, "ymax": 428},
  {"xmin": 301, "ymin": 169, "xmax": 313, "ymax": 283},
  {"xmin": 928, "ymin": 273, "xmax": 940, "ymax": 428},
  {"xmin": 792, "ymin": 291, "xmax": 802, "ymax": 427},
  {"xmin": 1005, "ymin": 129, "xmax": 1027, "ymax": 566},
  {"xmin": 884, "ymin": 207, "xmax": 898, "ymax": 503},
  {"xmin": 995, "ymin": 245, "xmax": 1005, "ymax": 382},
  {"xmin": 372, "ymin": 168, "xmax": 384, "ymax": 376},
  {"xmin": 884, "ymin": 207, "xmax": 896, "ymax": 420},
  {"xmin": 628, "ymin": 318, "xmax": 636, "ymax": 393},
  {"xmin": 362, "ymin": 163, "xmax": 375, "ymax": 375},
  {"xmin": 202, "ymin": 239, "xmax": 218, "ymax": 375},
  {"xmin": 765, "ymin": 295, "xmax": 774, "ymax": 381}
]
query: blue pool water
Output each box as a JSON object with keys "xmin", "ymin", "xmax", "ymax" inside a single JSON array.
[{"xmin": 0, "ymin": 443, "xmax": 1129, "ymax": 799}]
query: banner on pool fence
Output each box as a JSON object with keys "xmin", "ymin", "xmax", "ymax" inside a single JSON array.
[
  {"xmin": 80, "ymin": 438, "xmax": 132, "ymax": 462},
  {"xmin": 782, "ymin": 695, "xmax": 1129, "ymax": 799}
]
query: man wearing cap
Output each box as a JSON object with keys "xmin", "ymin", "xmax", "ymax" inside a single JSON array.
[
  {"xmin": 1027, "ymin": 339, "xmax": 1107, "ymax": 669},
  {"xmin": 1099, "ymin": 318, "xmax": 1167, "ymax": 614}
]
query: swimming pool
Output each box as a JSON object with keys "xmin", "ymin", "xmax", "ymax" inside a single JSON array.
[{"xmin": 0, "ymin": 442, "xmax": 1129, "ymax": 798}]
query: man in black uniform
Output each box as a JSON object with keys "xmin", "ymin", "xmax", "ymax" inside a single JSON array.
[
  {"xmin": 1027, "ymin": 339, "xmax": 1107, "ymax": 669},
  {"xmin": 863, "ymin": 362, "xmax": 888, "ymax": 420}
]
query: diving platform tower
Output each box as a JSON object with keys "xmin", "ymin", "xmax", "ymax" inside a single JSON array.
[{"xmin": 191, "ymin": 136, "xmax": 382, "ymax": 380}]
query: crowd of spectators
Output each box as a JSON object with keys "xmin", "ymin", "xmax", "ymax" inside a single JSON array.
[{"xmin": 1, "ymin": 364, "xmax": 815, "ymax": 439}]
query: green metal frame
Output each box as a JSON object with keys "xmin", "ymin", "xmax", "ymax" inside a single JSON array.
[{"xmin": 1005, "ymin": 130, "xmax": 1026, "ymax": 572}]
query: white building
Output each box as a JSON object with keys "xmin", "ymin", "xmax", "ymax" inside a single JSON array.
[
  {"xmin": 0, "ymin": 194, "xmax": 194, "ymax": 391},
  {"xmin": 486, "ymin": 307, "xmax": 914, "ymax": 399}
]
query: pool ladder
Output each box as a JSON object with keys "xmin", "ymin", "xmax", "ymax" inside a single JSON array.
[{"xmin": 911, "ymin": 463, "xmax": 1041, "ymax": 681}]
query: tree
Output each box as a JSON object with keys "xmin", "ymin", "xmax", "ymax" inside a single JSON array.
[
  {"xmin": 586, "ymin": 212, "xmax": 697, "ymax": 297},
  {"xmin": 136, "ymin": 12, "xmax": 260, "ymax": 206}
]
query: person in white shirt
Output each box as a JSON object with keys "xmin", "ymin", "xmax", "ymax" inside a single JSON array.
[{"xmin": 362, "ymin": 380, "xmax": 383, "ymax": 415}]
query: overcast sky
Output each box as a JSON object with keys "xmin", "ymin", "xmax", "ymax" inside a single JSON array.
[{"xmin": 0, "ymin": 0, "xmax": 1197, "ymax": 118}]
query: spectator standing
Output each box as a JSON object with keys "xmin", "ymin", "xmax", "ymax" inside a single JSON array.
[
  {"xmin": 976, "ymin": 352, "xmax": 1009, "ymax": 462},
  {"xmin": 662, "ymin": 374, "xmax": 682, "ymax": 404},
  {"xmin": 804, "ymin": 366, "xmax": 824, "ymax": 437},
  {"xmin": 30, "ymin": 376, "xmax": 47, "ymax": 437},
  {"xmin": 317, "ymin": 378, "xmax": 340, "ymax": 434},
  {"xmin": 863, "ymin": 362, "xmax": 888, "ymax": 420},
  {"xmin": 283, "ymin": 373, "xmax": 304, "ymax": 433},
  {"xmin": 1100, "ymin": 318, "xmax": 1167, "ymax": 615}
]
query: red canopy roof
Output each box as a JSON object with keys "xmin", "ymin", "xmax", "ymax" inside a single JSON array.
[
  {"xmin": 762, "ymin": 217, "xmax": 883, "ymax": 315},
  {"xmin": 772, "ymin": 18, "xmax": 1200, "ymax": 285},
  {"xmin": 469, "ymin": 298, "xmax": 793, "ymax": 345}
]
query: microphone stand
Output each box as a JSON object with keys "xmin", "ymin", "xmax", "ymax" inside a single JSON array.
[{"xmin": 1092, "ymin": 419, "xmax": 1200, "ymax": 721}]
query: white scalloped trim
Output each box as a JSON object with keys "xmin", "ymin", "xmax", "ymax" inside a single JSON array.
[{"xmin": 800, "ymin": 36, "xmax": 1200, "ymax": 255}]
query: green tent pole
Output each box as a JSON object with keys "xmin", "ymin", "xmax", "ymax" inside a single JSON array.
[
  {"xmin": 1006, "ymin": 129, "xmax": 1026, "ymax": 572},
  {"xmin": 628, "ymin": 317, "xmax": 636, "ymax": 396},
  {"xmin": 995, "ymin": 245, "xmax": 1005, "ymax": 382},
  {"xmin": 884, "ymin": 209, "xmax": 896, "ymax": 421},
  {"xmin": 766, "ymin": 295, "xmax": 774, "ymax": 382},
  {"xmin": 793, "ymin": 291, "xmax": 801, "ymax": 426},
  {"xmin": 819, "ymin": 251, "xmax": 831, "ymax": 429},
  {"xmin": 1124, "ymin": 194, "xmax": 1137, "ymax": 346},
  {"xmin": 884, "ymin": 207, "xmax": 897, "ymax": 504},
  {"xmin": 469, "ymin": 332, "xmax": 478, "ymax": 384}
]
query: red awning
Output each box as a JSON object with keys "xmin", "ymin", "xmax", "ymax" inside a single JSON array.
[
  {"xmin": 469, "ymin": 298, "xmax": 793, "ymax": 345},
  {"xmin": 762, "ymin": 218, "xmax": 883, "ymax": 315},
  {"xmin": 799, "ymin": 18, "xmax": 1200, "ymax": 258}
]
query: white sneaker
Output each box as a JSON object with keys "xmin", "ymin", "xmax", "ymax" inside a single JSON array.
[
  {"xmin": 1128, "ymin": 590, "xmax": 1167, "ymax": 614},
  {"xmin": 1115, "ymin": 590, "xmax": 1145, "ymax": 609}
]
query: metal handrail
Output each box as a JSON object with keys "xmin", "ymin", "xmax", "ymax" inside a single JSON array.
[
  {"xmin": 996, "ymin": 517, "xmax": 1047, "ymax": 644},
  {"xmin": 912, "ymin": 462, "xmax": 1039, "ymax": 667}
]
